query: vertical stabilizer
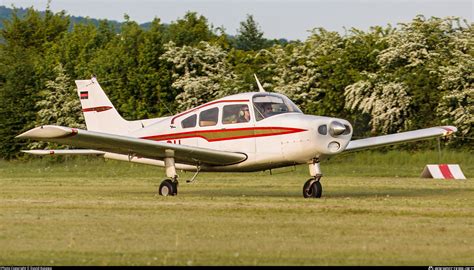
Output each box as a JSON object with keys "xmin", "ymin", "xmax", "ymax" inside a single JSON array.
[{"xmin": 75, "ymin": 77, "xmax": 130, "ymax": 135}]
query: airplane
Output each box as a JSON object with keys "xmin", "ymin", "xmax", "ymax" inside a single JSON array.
[{"xmin": 16, "ymin": 75, "xmax": 457, "ymax": 198}]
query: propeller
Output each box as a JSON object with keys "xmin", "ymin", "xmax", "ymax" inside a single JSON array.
[{"xmin": 329, "ymin": 121, "xmax": 347, "ymax": 136}]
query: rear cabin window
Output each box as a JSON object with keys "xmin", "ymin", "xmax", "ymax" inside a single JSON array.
[
  {"xmin": 222, "ymin": 104, "xmax": 250, "ymax": 124},
  {"xmin": 181, "ymin": 114, "xmax": 197, "ymax": 128},
  {"xmin": 199, "ymin": 107, "xmax": 219, "ymax": 127}
]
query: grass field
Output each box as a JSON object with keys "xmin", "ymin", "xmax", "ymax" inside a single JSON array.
[{"xmin": 0, "ymin": 150, "xmax": 473, "ymax": 266}]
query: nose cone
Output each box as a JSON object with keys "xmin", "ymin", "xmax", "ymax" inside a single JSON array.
[{"xmin": 329, "ymin": 121, "xmax": 347, "ymax": 136}]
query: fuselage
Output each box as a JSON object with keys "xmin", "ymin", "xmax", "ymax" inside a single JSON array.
[{"xmin": 127, "ymin": 92, "xmax": 353, "ymax": 172}]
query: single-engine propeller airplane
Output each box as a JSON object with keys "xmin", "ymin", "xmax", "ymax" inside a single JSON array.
[{"xmin": 17, "ymin": 75, "xmax": 457, "ymax": 198}]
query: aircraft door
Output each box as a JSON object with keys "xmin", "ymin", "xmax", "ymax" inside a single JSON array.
[{"xmin": 214, "ymin": 104, "xmax": 256, "ymax": 155}]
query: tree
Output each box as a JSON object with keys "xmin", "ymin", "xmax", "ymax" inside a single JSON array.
[
  {"xmin": 263, "ymin": 28, "xmax": 352, "ymax": 119},
  {"xmin": 374, "ymin": 16, "xmax": 462, "ymax": 130},
  {"xmin": 74, "ymin": 16, "xmax": 172, "ymax": 119},
  {"xmin": 0, "ymin": 47, "xmax": 38, "ymax": 159},
  {"xmin": 86, "ymin": 16, "xmax": 148, "ymax": 119},
  {"xmin": 29, "ymin": 64, "xmax": 85, "ymax": 149},
  {"xmin": 235, "ymin": 14, "xmax": 266, "ymax": 51},
  {"xmin": 161, "ymin": 41, "xmax": 243, "ymax": 111},
  {"xmin": 0, "ymin": 7, "xmax": 70, "ymax": 159},
  {"xmin": 436, "ymin": 24, "xmax": 473, "ymax": 140},
  {"xmin": 345, "ymin": 16, "xmax": 472, "ymax": 136},
  {"xmin": 164, "ymin": 12, "xmax": 215, "ymax": 46},
  {"xmin": 437, "ymin": 61, "xmax": 473, "ymax": 138},
  {"xmin": 35, "ymin": 64, "xmax": 85, "ymax": 128},
  {"xmin": 344, "ymin": 73, "xmax": 412, "ymax": 134}
]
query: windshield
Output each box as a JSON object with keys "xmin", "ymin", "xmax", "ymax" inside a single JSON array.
[{"xmin": 252, "ymin": 94, "xmax": 302, "ymax": 121}]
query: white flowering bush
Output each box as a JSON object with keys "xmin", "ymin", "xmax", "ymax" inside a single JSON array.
[
  {"xmin": 436, "ymin": 51, "xmax": 473, "ymax": 136},
  {"xmin": 29, "ymin": 64, "xmax": 85, "ymax": 149},
  {"xmin": 264, "ymin": 29, "xmax": 343, "ymax": 111},
  {"xmin": 345, "ymin": 73, "xmax": 411, "ymax": 133},
  {"xmin": 346, "ymin": 17, "xmax": 472, "ymax": 136},
  {"xmin": 377, "ymin": 15, "xmax": 454, "ymax": 70},
  {"xmin": 161, "ymin": 41, "xmax": 242, "ymax": 110}
]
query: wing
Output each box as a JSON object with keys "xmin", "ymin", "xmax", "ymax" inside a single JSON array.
[
  {"xmin": 17, "ymin": 125, "xmax": 247, "ymax": 166},
  {"xmin": 344, "ymin": 126, "xmax": 456, "ymax": 152}
]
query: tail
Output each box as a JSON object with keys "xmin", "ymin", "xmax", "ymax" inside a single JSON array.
[{"xmin": 75, "ymin": 77, "xmax": 132, "ymax": 135}]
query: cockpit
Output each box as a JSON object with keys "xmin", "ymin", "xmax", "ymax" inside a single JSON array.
[{"xmin": 252, "ymin": 93, "xmax": 302, "ymax": 121}]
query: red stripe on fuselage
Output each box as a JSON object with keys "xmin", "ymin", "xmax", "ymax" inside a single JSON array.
[
  {"xmin": 171, "ymin": 99, "xmax": 249, "ymax": 124},
  {"xmin": 142, "ymin": 127, "xmax": 306, "ymax": 142},
  {"xmin": 82, "ymin": 106, "xmax": 112, "ymax": 112}
]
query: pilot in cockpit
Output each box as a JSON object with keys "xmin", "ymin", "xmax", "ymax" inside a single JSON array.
[
  {"xmin": 262, "ymin": 103, "xmax": 273, "ymax": 117},
  {"xmin": 237, "ymin": 105, "xmax": 251, "ymax": 123}
]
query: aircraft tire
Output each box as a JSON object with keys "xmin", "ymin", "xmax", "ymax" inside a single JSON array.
[
  {"xmin": 313, "ymin": 181, "xmax": 322, "ymax": 198},
  {"xmin": 159, "ymin": 179, "xmax": 176, "ymax": 196},
  {"xmin": 303, "ymin": 178, "xmax": 323, "ymax": 198},
  {"xmin": 172, "ymin": 181, "xmax": 178, "ymax": 196}
]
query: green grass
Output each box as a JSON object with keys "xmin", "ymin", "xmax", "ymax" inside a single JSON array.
[{"xmin": 0, "ymin": 150, "xmax": 473, "ymax": 266}]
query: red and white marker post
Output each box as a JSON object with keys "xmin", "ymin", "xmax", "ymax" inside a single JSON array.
[{"xmin": 421, "ymin": 164, "xmax": 467, "ymax": 180}]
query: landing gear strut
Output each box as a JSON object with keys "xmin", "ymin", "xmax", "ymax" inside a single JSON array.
[
  {"xmin": 158, "ymin": 150, "xmax": 179, "ymax": 196},
  {"xmin": 303, "ymin": 158, "xmax": 323, "ymax": 198}
]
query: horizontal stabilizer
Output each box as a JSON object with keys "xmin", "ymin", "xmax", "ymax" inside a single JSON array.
[{"xmin": 345, "ymin": 126, "xmax": 457, "ymax": 152}]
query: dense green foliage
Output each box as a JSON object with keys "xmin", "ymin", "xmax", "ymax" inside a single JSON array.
[{"xmin": 0, "ymin": 6, "xmax": 472, "ymax": 159}]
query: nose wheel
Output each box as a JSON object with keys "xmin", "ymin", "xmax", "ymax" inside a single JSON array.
[
  {"xmin": 303, "ymin": 177, "xmax": 322, "ymax": 198},
  {"xmin": 304, "ymin": 158, "xmax": 323, "ymax": 198}
]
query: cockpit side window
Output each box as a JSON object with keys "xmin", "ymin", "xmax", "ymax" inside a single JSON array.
[
  {"xmin": 253, "ymin": 94, "xmax": 302, "ymax": 121},
  {"xmin": 199, "ymin": 107, "xmax": 219, "ymax": 127},
  {"xmin": 223, "ymin": 104, "xmax": 251, "ymax": 124}
]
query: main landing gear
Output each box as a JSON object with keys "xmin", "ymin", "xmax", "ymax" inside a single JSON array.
[
  {"xmin": 158, "ymin": 151, "xmax": 180, "ymax": 196},
  {"xmin": 303, "ymin": 158, "xmax": 323, "ymax": 198},
  {"xmin": 157, "ymin": 150, "xmax": 200, "ymax": 196}
]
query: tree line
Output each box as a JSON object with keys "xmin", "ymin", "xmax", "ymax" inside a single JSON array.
[{"xmin": 0, "ymin": 7, "xmax": 472, "ymax": 159}]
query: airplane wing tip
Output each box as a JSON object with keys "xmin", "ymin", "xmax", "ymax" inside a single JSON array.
[
  {"xmin": 441, "ymin": 125, "xmax": 457, "ymax": 135},
  {"xmin": 21, "ymin": 150, "xmax": 51, "ymax": 155},
  {"xmin": 16, "ymin": 125, "xmax": 78, "ymax": 140}
]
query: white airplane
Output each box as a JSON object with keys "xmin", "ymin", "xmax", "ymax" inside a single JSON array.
[{"xmin": 17, "ymin": 76, "xmax": 457, "ymax": 198}]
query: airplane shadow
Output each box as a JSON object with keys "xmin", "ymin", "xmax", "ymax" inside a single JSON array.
[
  {"xmin": 180, "ymin": 186, "xmax": 470, "ymax": 199},
  {"xmin": 326, "ymin": 187, "xmax": 469, "ymax": 199}
]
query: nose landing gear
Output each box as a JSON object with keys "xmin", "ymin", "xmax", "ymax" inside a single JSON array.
[{"xmin": 303, "ymin": 158, "xmax": 323, "ymax": 198}]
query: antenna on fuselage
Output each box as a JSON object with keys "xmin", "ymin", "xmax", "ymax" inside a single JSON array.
[
  {"xmin": 254, "ymin": 74, "xmax": 266, "ymax": 92},
  {"xmin": 157, "ymin": 95, "xmax": 175, "ymax": 116}
]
